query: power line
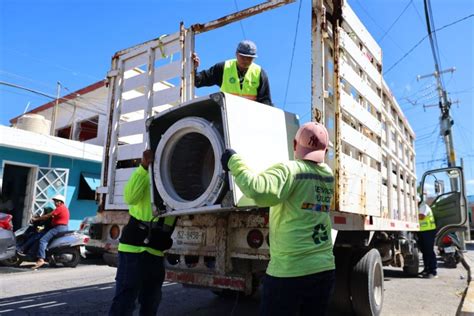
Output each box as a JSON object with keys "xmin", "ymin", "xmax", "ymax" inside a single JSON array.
[
  {"xmin": 233, "ymin": 0, "xmax": 247, "ymax": 39},
  {"xmin": 283, "ymin": 0, "xmax": 303, "ymax": 110},
  {"xmin": 384, "ymin": 13, "xmax": 474, "ymax": 75},
  {"xmin": 423, "ymin": 0, "xmax": 445, "ymax": 86},
  {"xmin": 354, "ymin": 0, "xmax": 405, "ymax": 53},
  {"xmin": 2, "ymin": 48, "xmax": 99, "ymax": 81},
  {"xmin": 0, "ymin": 69, "xmax": 57, "ymax": 91},
  {"xmin": 0, "ymin": 81, "xmax": 106, "ymax": 116},
  {"xmin": 411, "ymin": 0, "xmax": 425, "ymax": 25},
  {"xmin": 379, "ymin": 0, "xmax": 413, "ymax": 43},
  {"xmin": 0, "ymin": 69, "xmax": 107, "ymax": 112}
]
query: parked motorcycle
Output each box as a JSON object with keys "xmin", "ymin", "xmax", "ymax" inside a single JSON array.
[
  {"xmin": 437, "ymin": 231, "xmax": 462, "ymax": 268},
  {"xmin": 2, "ymin": 219, "xmax": 89, "ymax": 268}
]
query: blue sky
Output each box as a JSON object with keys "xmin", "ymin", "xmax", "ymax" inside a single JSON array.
[{"xmin": 0, "ymin": 0, "xmax": 473, "ymax": 194}]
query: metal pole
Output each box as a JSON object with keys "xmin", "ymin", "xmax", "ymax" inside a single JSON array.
[
  {"xmin": 69, "ymin": 100, "xmax": 77, "ymax": 140},
  {"xmin": 462, "ymin": 158, "xmax": 471, "ymax": 242},
  {"xmin": 421, "ymin": 0, "xmax": 458, "ymax": 190},
  {"xmin": 50, "ymin": 82, "xmax": 61, "ymax": 136}
]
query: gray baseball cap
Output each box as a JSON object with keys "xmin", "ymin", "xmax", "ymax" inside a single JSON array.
[{"xmin": 236, "ymin": 40, "xmax": 258, "ymax": 58}]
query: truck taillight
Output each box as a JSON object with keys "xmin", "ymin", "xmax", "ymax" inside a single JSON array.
[
  {"xmin": 0, "ymin": 214, "xmax": 13, "ymax": 230},
  {"xmin": 247, "ymin": 229, "xmax": 264, "ymax": 249},
  {"xmin": 441, "ymin": 235, "xmax": 453, "ymax": 245},
  {"xmin": 109, "ymin": 225, "xmax": 120, "ymax": 240}
]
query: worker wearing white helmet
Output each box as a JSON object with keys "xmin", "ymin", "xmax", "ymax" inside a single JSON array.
[{"xmin": 28, "ymin": 193, "xmax": 70, "ymax": 269}]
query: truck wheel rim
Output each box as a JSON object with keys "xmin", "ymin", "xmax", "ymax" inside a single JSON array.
[{"xmin": 373, "ymin": 261, "xmax": 383, "ymax": 306}]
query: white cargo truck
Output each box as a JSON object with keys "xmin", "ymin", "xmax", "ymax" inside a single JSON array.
[{"xmin": 90, "ymin": 1, "xmax": 468, "ymax": 315}]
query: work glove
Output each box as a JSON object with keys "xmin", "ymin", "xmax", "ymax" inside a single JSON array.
[{"xmin": 221, "ymin": 149, "xmax": 237, "ymax": 172}]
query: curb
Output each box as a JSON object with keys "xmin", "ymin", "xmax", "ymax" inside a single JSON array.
[{"xmin": 459, "ymin": 252, "xmax": 474, "ymax": 315}]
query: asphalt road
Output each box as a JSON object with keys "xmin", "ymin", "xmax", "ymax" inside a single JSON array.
[{"xmin": 0, "ymin": 253, "xmax": 469, "ymax": 316}]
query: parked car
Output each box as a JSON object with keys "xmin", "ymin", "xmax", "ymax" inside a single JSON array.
[
  {"xmin": 77, "ymin": 216, "xmax": 103, "ymax": 258},
  {"xmin": 0, "ymin": 212, "xmax": 16, "ymax": 264},
  {"xmin": 78, "ymin": 216, "xmax": 95, "ymax": 235}
]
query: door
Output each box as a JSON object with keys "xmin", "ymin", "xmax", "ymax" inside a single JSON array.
[
  {"xmin": 420, "ymin": 167, "xmax": 468, "ymax": 244},
  {"xmin": 33, "ymin": 167, "xmax": 69, "ymax": 216},
  {"xmin": 1, "ymin": 163, "xmax": 33, "ymax": 230}
]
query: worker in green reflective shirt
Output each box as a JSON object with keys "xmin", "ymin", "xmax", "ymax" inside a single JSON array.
[
  {"xmin": 109, "ymin": 150, "xmax": 176, "ymax": 316},
  {"xmin": 221, "ymin": 122, "xmax": 335, "ymax": 316}
]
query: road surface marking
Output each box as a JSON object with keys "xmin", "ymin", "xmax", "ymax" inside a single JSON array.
[
  {"xmin": 19, "ymin": 301, "xmax": 57, "ymax": 309},
  {"xmin": 41, "ymin": 302, "xmax": 67, "ymax": 309},
  {"xmin": 163, "ymin": 282, "xmax": 178, "ymax": 287},
  {"xmin": 0, "ymin": 309, "xmax": 13, "ymax": 313},
  {"xmin": 98, "ymin": 286, "xmax": 114, "ymax": 290},
  {"xmin": 0, "ymin": 299, "xmax": 34, "ymax": 306},
  {"xmin": 66, "ymin": 287, "xmax": 97, "ymax": 293}
]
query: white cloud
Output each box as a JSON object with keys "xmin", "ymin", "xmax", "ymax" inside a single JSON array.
[{"xmin": 467, "ymin": 179, "xmax": 474, "ymax": 185}]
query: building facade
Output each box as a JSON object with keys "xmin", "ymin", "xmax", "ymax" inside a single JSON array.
[{"xmin": 1, "ymin": 80, "xmax": 107, "ymax": 230}]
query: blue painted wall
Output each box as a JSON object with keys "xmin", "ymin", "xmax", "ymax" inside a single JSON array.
[{"xmin": 0, "ymin": 146, "xmax": 101, "ymax": 230}]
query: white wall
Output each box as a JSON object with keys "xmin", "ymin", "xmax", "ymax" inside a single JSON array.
[{"xmin": 30, "ymin": 85, "xmax": 108, "ymax": 147}]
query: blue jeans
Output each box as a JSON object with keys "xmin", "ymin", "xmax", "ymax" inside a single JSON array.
[
  {"xmin": 418, "ymin": 230, "xmax": 437, "ymax": 274},
  {"xmin": 261, "ymin": 269, "xmax": 335, "ymax": 316},
  {"xmin": 109, "ymin": 251, "xmax": 165, "ymax": 316},
  {"xmin": 37, "ymin": 225, "xmax": 68, "ymax": 259},
  {"xmin": 19, "ymin": 231, "xmax": 45, "ymax": 253}
]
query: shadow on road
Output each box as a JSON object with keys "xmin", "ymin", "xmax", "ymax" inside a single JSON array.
[
  {"xmin": 0, "ymin": 282, "xmax": 116, "ymax": 315},
  {"xmin": 0, "ymin": 256, "xmax": 106, "ymax": 273}
]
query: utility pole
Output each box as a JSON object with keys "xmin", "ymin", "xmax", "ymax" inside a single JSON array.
[
  {"xmin": 419, "ymin": 0, "xmax": 458, "ymax": 172},
  {"xmin": 417, "ymin": 68, "xmax": 457, "ymax": 169},
  {"xmin": 69, "ymin": 100, "xmax": 77, "ymax": 140},
  {"xmin": 50, "ymin": 82, "xmax": 61, "ymax": 136}
]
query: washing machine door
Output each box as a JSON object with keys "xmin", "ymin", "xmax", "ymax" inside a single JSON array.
[{"xmin": 147, "ymin": 93, "xmax": 299, "ymax": 215}]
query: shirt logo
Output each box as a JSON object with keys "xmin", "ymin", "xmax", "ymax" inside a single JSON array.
[
  {"xmin": 229, "ymin": 77, "xmax": 236, "ymax": 84},
  {"xmin": 312, "ymin": 224, "xmax": 329, "ymax": 245}
]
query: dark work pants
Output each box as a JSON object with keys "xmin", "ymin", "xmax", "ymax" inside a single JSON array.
[
  {"xmin": 109, "ymin": 251, "xmax": 165, "ymax": 316},
  {"xmin": 260, "ymin": 269, "xmax": 335, "ymax": 316},
  {"xmin": 418, "ymin": 230, "xmax": 437, "ymax": 274}
]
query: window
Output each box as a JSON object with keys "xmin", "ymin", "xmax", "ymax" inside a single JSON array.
[
  {"xmin": 76, "ymin": 116, "xmax": 99, "ymax": 141},
  {"xmin": 56, "ymin": 125, "xmax": 72, "ymax": 139},
  {"xmin": 78, "ymin": 173, "xmax": 100, "ymax": 200}
]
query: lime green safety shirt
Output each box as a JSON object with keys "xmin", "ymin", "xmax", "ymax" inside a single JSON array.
[
  {"xmin": 228, "ymin": 155, "xmax": 335, "ymax": 278},
  {"xmin": 220, "ymin": 59, "xmax": 261, "ymax": 101},
  {"xmin": 118, "ymin": 165, "xmax": 175, "ymax": 256},
  {"xmin": 419, "ymin": 203, "xmax": 436, "ymax": 232}
]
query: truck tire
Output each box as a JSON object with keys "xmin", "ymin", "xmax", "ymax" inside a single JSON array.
[
  {"xmin": 211, "ymin": 289, "xmax": 238, "ymax": 299},
  {"xmin": 403, "ymin": 246, "xmax": 420, "ymax": 277},
  {"xmin": 328, "ymin": 247, "xmax": 354, "ymax": 315},
  {"xmin": 350, "ymin": 249, "xmax": 384, "ymax": 316}
]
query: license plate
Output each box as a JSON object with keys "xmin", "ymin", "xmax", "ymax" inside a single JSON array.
[
  {"xmin": 444, "ymin": 246, "xmax": 455, "ymax": 253},
  {"xmin": 175, "ymin": 229, "xmax": 203, "ymax": 245}
]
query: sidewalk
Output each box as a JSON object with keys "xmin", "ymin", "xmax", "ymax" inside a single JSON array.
[{"xmin": 459, "ymin": 241, "xmax": 474, "ymax": 315}]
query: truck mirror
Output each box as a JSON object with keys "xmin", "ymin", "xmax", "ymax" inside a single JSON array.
[{"xmin": 434, "ymin": 180, "xmax": 444, "ymax": 195}]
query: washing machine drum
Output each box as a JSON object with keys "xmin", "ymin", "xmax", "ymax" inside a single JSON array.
[{"xmin": 153, "ymin": 116, "xmax": 226, "ymax": 210}]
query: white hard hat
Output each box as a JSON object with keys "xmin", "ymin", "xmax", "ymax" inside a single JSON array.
[{"xmin": 52, "ymin": 194, "xmax": 66, "ymax": 203}]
